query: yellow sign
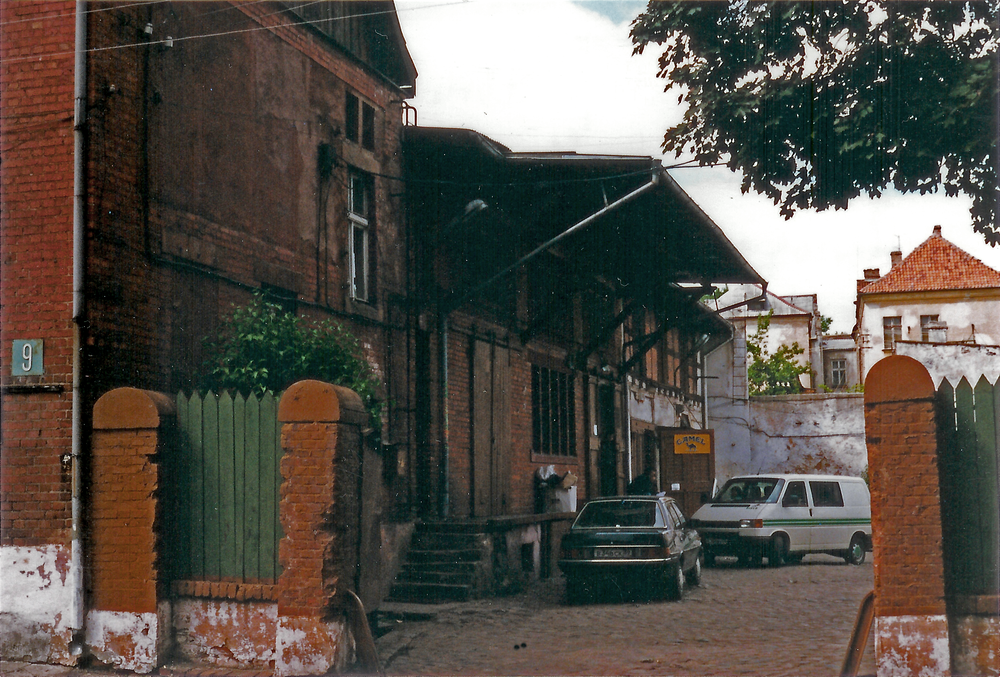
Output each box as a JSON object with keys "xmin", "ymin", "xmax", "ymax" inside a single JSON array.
[{"xmin": 674, "ymin": 433, "xmax": 711, "ymax": 455}]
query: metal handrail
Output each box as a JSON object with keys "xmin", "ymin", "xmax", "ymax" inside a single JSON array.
[{"xmin": 840, "ymin": 590, "xmax": 875, "ymax": 677}]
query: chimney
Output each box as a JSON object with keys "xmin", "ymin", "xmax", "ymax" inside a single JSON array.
[
  {"xmin": 858, "ymin": 268, "xmax": 880, "ymax": 293},
  {"xmin": 933, "ymin": 225, "xmax": 942, "ymax": 237},
  {"xmin": 890, "ymin": 251, "xmax": 903, "ymax": 268}
]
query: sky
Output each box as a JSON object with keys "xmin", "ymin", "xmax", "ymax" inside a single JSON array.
[{"xmin": 393, "ymin": 0, "xmax": 1000, "ymax": 334}]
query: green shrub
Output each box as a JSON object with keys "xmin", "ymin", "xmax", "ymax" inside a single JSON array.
[{"xmin": 199, "ymin": 292, "xmax": 382, "ymax": 422}]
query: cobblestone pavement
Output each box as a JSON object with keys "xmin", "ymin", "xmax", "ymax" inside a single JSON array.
[{"xmin": 376, "ymin": 554, "xmax": 876, "ymax": 676}]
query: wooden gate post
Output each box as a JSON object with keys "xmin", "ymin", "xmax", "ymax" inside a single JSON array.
[
  {"xmin": 864, "ymin": 356, "xmax": 950, "ymax": 676},
  {"xmin": 275, "ymin": 379, "xmax": 367, "ymax": 677},
  {"xmin": 89, "ymin": 387, "xmax": 174, "ymax": 673}
]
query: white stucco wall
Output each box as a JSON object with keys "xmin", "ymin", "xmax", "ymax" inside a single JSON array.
[
  {"xmin": 858, "ymin": 292, "xmax": 1000, "ymax": 381},
  {"xmin": 0, "ymin": 545, "xmax": 75, "ymax": 664},
  {"xmin": 895, "ymin": 341, "xmax": 1000, "ymax": 387}
]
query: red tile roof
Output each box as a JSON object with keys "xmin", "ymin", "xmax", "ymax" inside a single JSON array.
[{"xmin": 860, "ymin": 228, "xmax": 1000, "ymax": 294}]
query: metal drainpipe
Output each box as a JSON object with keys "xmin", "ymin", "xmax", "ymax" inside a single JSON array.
[
  {"xmin": 70, "ymin": 0, "xmax": 88, "ymax": 647},
  {"xmin": 438, "ymin": 313, "xmax": 449, "ymax": 518}
]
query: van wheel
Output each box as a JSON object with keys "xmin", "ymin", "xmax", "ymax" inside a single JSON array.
[
  {"xmin": 845, "ymin": 535, "xmax": 866, "ymax": 565},
  {"xmin": 768, "ymin": 534, "xmax": 788, "ymax": 568}
]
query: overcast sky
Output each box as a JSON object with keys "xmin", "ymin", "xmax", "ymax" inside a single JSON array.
[{"xmin": 394, "ymin": 0, "xmax": 1000, "ymax": 334}]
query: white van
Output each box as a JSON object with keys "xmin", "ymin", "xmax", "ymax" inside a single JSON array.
[{"xmin": 690, "ymin": 474, "xmax": 871, "ymax": 567}]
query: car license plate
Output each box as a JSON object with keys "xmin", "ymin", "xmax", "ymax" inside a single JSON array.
[
  {"xmin": 704, "ymin": 537, "xmax": 727, "ymax": 546},
  {"xmin": 594, "ymin": 548, "xmax": 631, "ymax": 559}
]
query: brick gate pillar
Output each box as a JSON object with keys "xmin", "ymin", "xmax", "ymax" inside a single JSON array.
[
  {"xmin": 864, "ymin": 356, "xmax": 950, "ymax": 676},
  {"xmin": 88, "ymin": 387, "xmax": 174, "ymax": 673},
  {"xmin": 275, "ymin": 379, "xmax": 367, "ymax": 677}
]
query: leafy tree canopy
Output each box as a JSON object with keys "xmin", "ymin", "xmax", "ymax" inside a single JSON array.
[
  {"xmin": 199, "ymin": 293, "xmax": 382, "ymax": 421},
  {"xmin": 631, "ymin": 1, "xmax": 999, "ymax": 244},
  {"xmin": 746, "ymin": 311, "xmax": 811, "ymax": 396}
]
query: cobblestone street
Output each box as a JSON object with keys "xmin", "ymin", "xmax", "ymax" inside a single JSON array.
[{"xmin": 376, "ymin": 554, "xmax": 876, "ymax": 676}]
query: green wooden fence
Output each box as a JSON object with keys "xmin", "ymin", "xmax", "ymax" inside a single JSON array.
[
  {"xmin": 164, "ymin": 391, "xmax": 282, "ymax": 584},
  {"xmin": 936, "ymin": 376, "xmax": 1000, "ymax": 599}
]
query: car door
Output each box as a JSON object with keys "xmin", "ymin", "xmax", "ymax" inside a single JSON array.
[
  {"xmin": 666, "ymin": 501, "xmax": 696, "ymax": 569},
  {"xmin": 779, "ymin": 480, "xmax": 813, "ymax": 552},
  {"xmin": 808, "ymin": 480, "xmax": 846, "ymax": 550}
]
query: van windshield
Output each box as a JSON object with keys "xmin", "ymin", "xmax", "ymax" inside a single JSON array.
[{"xmin": 715, "ymin": 478, "xmax": 784, "ymax": 504}]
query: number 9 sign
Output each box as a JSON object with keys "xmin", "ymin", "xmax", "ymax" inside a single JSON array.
[{"xmin": 12, "ymin": 340, "xmax": 44, "ymax": 376}]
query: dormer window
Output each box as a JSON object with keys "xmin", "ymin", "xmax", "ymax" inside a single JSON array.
[{"xmin": 346, "ymin": 92, "xmax": 375, "ymax": 151}]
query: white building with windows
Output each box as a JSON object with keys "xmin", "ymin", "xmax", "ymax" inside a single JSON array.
[{"xmin": 854, "ymin": 225, "xmax": 1000, "ymax": 382}]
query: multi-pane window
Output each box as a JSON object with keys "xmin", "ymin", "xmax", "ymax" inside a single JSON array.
[
  {"xmin": 348, "ymin": 172, "xmax": 371, "ymax": 302},
  {"xmin": 531, "ymin": 365, "xmax": 576, "ymax": 457},
  {"xmin": 882, "ymin": 316, "xmax": 901, "ymax": 351},
  {"xmin": 346, "ymin": 92, "xmax": 376, "ymax": 151},
  {"xmin": 830, "ymin": 358, "xmax": 847, "ymax": 388}
]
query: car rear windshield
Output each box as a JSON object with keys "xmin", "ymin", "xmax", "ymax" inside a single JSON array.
[
  {"xmin": 575, "ymin": 500, "xmax": 663, "ymax": 528},
  {"xmin": 715, "ymin": 478, "xmax": 784, "ymax": 504}
]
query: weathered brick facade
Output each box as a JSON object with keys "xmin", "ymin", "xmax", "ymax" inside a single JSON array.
[{"xmin": 2, "ymin": 1, "xmax": 416, "ymax": 667}]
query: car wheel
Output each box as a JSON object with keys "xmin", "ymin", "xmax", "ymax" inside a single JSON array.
[
  {"xmin": 667, "ymin": 562, "xmax": 685, "ymax": 601},
  {"xmin": 768, "ymin": 534, "xmax": 788, "ymax": 568},
  {"xmin": 686, "ymin": 552, "xmax": 703, "ymax": 586},
  {"xmin": 845, "ymin": 534, "xmax": 866, "ymax": 565},
  {"xmin": 565, "ymin": 576, "xmax": 588, "ymax": 604}
]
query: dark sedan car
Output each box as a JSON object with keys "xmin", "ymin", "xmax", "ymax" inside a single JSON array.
[{"xmin": 558, "ymin": 495, "xmax": 702, "ymax": 603}]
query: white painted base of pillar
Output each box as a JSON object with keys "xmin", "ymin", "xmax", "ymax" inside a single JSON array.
[{"xmin": 875, "ymin": 614, "xmax": 950, "ymax": 677}]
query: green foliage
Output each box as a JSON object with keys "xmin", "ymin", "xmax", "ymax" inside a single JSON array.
[
  {"xmin": 631, "ymin": 1, "xmax": 999, "ymax": 244},
  {"xmin": 199, "ymin": 293, "xmax": 382, "ymax": 421},
  {"xmin": 746, "ymin": 311, "xmax": 810, "ymax": 396},
  {"xmin": 820, "ymin": 315, "xmax": 834, "ymax": 334}
]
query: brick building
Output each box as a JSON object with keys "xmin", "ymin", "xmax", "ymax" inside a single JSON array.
[
  {"xmin": 402, "ymin": 127, "xmax": 763, "ymax": 528},
  {"xmin": 1, "ymin": 1, "xmax": 415, "ymax": 666}
]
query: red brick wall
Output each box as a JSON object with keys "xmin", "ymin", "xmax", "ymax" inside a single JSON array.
[
  {"xmin": 0, "ymin": 1, "xmax": 77, "ymax": 547},
  {"xmin": 444, "ymin": 317, "xmax": 587, "ymax": 517},
  {"xmin": 864, "ymin": 356, "xmax": 947, "ymax": 619}
]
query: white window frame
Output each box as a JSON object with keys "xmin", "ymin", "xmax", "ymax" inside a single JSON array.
[
  {"xmin": 883, "ymin": 316, "xmax": 901, "ymax": 351},
  {"xmin": 831, "ymin": 358, "xmax": 847, "ymax": 388},
  {"xmin": 348, "ymin": 172, "xmax": 370, "ymax": 302}
]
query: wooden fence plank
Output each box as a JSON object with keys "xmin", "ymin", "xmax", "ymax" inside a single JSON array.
[
  {"xmin": 174, "ymin": 392, "xmax": 192, "ymax": 581},
  {"xmin": 218, "ymin": 392, "xmax": 237, "ymax": 580},
  {"xmin": 972, "ymin": 377, "xmax": 1000, "ymax": 595},
  {"xmin": 273, "ymin": 393, "xmax": 283, "ymax": 578},
  {"xmin": 233, "ymin": 393, "xmax": 246, "ymax": 582},
  {"xmin": 244, "ymin": 394, "xmax": 261, "ymax": 581},
  {"xmin": 952, "ymin": 378, "xmax": 978, "ymax": 595},
  {"xmin": 259, "ymin": 392, "xmax": 277, "ymax": 581},
  {"xmin": 203, "ymin": 393, "xmax": 221, "ymax": 580},
  {"xmin": 188, "ymin": 392, "xmax": 206, "ymax": 580}
]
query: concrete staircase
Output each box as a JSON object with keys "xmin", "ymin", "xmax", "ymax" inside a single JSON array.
[{"xmin": 387, "ymin": 522, "xmax": 490, "ymax": 603}]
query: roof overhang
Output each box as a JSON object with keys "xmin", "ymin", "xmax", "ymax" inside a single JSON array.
[{"xmin": 404, "ymin": 127, "xmax": 765, "ymax": 307}]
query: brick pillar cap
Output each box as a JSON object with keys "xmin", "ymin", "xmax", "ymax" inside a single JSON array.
[
  {"xmin": 278, "ymin": 379, "xmax": 367, "ymax": 425},
  {"xmin": 93, "ymin": 388, "xmax": 175, "ymax": 429},
  {"xmin": 864, "ymin": 355, "xmax": 934, "ymax": 404}
]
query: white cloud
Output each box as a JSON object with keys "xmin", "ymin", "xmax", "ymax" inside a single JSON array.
[{"xmin": 396, "ymin": 0, "xmax": 1000, "ymax": 333}]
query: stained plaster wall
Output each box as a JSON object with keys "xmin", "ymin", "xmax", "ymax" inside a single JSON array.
[{"xmin": 707, "ymin": 341, "xmax": 866, "ymax": 483}]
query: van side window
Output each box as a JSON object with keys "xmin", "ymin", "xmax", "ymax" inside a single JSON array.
[
  {"xmin": 782, "ymin": 481, "xmax": 808, "ymax": 507},
  {"xmin": 810, "ymin": 481, "xmax": 845, "ymax": 507}
]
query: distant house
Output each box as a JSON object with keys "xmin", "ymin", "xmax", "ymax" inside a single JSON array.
[
  {"xmin": 822, "ymin": 334, "xmax": 861, "ymax": 391},
  {"xmin": 708, "ymin": 284, "xmax": 823, "ymax": 391},
  {"xmin": 854, "ymin": 225, "xmax": 1000, "ymax": 381}
]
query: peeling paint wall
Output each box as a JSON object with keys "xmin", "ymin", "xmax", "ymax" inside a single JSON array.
[
  {"xmin": 875, "ymin": 615, "xmax": 951, "ymax": 677},
  {"xmin": 0, "ymin": 545, "xmax": 75, "ymax": 665},
  {"xmin": 85, "ymin": 606, "xmax": 167, "ymax": 674},
  {"xmin": 172, "ymin": 599, "xmax": 277, "ymax": 670},
  {"xmin": 950, "ymin": 615, "xmax": 1000, "ymax": 677},
  {"xmin": 275, "ymin": 616, "xmax": 349, "ymax": 677}
]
